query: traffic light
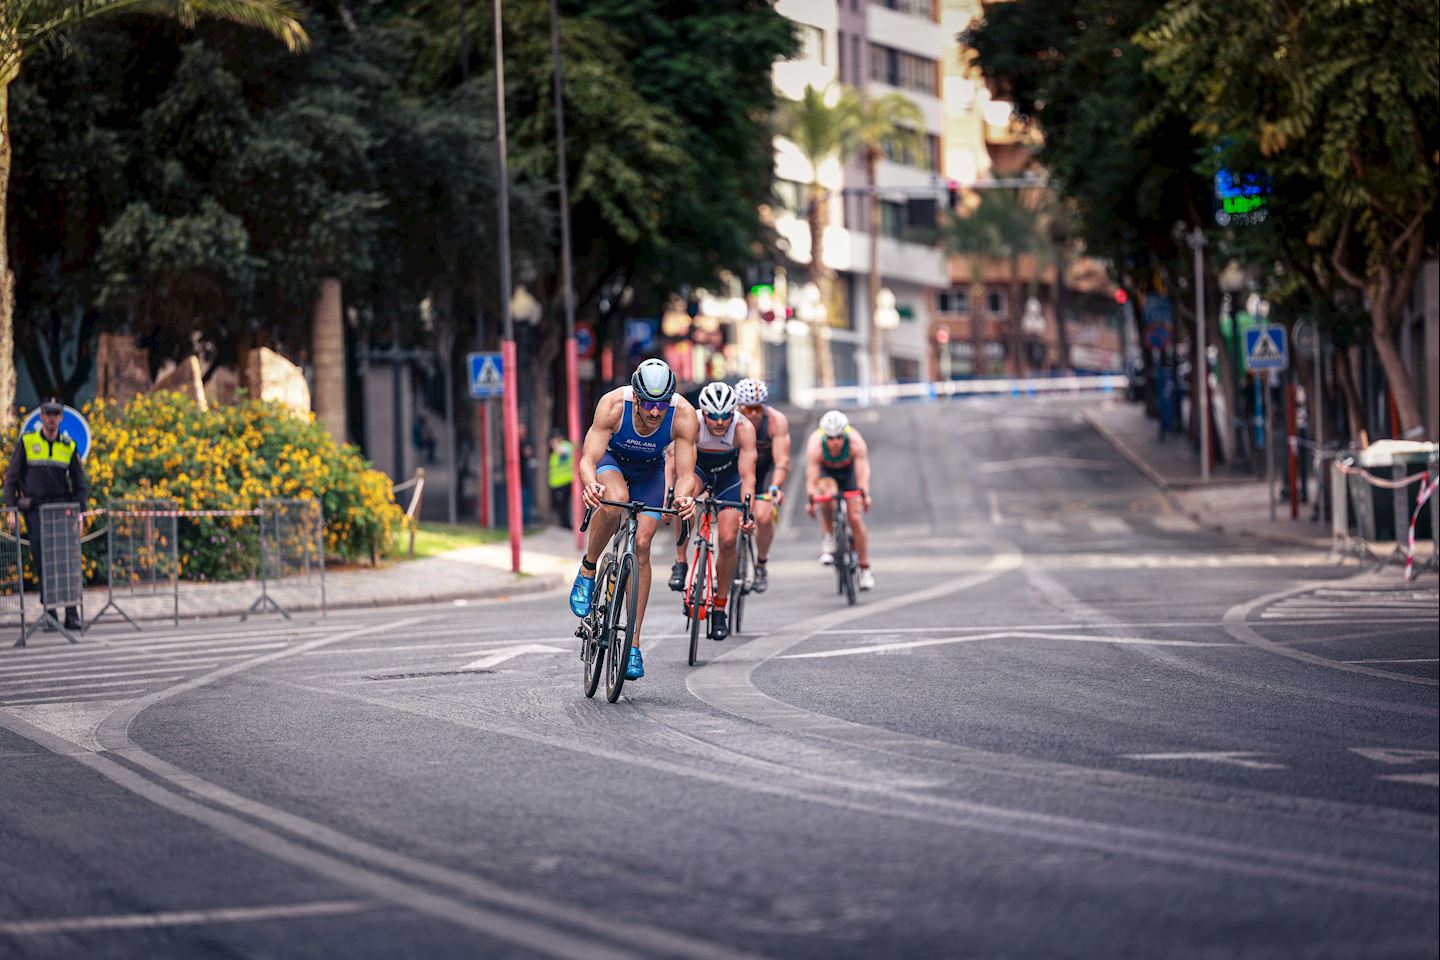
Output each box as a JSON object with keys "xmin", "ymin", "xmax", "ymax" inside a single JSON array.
[
  {"xmin": 946, "ymin": 180, "xmax": 960, "ymax": 211},
  {"xmin": 935, "ymin": 327, "xmax": 951, "ymax": 345},
  {"xmin": 1114, "ymin": 288, "xmax": 1129, "ymax": 305}
]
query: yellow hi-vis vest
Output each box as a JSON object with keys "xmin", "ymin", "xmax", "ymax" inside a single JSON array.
[
  {"xmin": 23, "ymin": 431, "xmax": 78, "ymax": 467},
  {"xmin": 548, "ymin": 441, "xmax": 574, "ymax": 489}
]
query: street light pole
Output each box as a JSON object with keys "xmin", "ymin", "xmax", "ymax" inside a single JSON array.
[
  {"xmin": 1190, "ymin": 226, "xmax": 1210, "ymax": 483},
  {"xmin": 493, "ymin": 0, "xmax": 522, "ymax": 572},
  {"xmin": 550, "ymin": 0, "xmax": 582, "ymax": 548}
]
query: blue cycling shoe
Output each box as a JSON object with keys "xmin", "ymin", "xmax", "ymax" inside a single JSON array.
[
  {"xmin": 569, "ymin": 567, "xmax": 596, "ymax": 618},
  {"xmin": 625, "ymin": 647, "xmax": 645, "ymax": 680}
]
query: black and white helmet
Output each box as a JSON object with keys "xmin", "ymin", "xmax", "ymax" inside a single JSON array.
[
  {"xmin": 630, "ymin": 358, "xmax": 677, "ymax": 404},
  {"xmin": 735, "ymin": 378, "xmax": 769, "ymax": 406},
  {"xmin": 697, "ymin": 381, "xmax": 737, "ymax": 417}
]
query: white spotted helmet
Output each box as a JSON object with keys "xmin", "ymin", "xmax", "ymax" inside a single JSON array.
[
  {"xmin": 735, "ymin": 378, "xmax": 769, "ymax": 406},
  {"xmin": 631, "ymin": 358, "xmax": 677, "ymax": 404},
  {"xmin": 698, "ymin": 381, "xmax": 738, "ymax": 417},
  {"xmin": 819, "ymin": 409, "xmax": 849, "ymax": 438}
]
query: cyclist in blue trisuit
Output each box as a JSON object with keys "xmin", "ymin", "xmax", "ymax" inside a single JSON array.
[
  {"xmin": 570, "ymin": 359, "xmax": 699, "ymax": 680},
  {"xmin": 665, "ymin": 381, "xmax": 756, "ymax": 642}
]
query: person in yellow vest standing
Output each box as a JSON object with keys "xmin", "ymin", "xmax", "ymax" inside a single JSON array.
[
  {"xmin": 547, "ymin": 429, "xmax": 575, "ymax": 529},
  {"xmin": 4, "ymin": 398, "xmax": 89, "ymax": 630}
]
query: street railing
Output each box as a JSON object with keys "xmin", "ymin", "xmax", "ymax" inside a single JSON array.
[
  {"xmin": 800, "ymin": 374, "xmax": 1127, "ymax": 409},
  {"xmin": 392, "ymin": 468, "xmax": 426, "ymax": 559},
  {"xmin": 3, "ymin": 498, "xmax": 328, "ymax": 645}
]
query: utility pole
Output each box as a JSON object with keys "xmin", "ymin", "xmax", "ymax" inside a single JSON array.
[
  {"xmin": 550, "ymin": 0, "xmax": 582, "ymax": 548},
  {"xmin": 493, "ymin": 0, "xmax": 522, "ymax": 572},
  {"xmin": 1190, "ymin": 226, "xmax": 1210, "ymax": 482}
]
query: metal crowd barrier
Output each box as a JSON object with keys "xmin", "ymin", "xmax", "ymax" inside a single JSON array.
[
  {"xmin": 243, "ymin": 498, "xmax": 327, "ymax": 621},
  {"xmin": 17, "ymin": 502, "xmax": 84, "ymax": 647},
  {"xmin": 88, "ymin": 499, "xmax": 180, "ymax": 631},
  {"xmin": 801, "ymin": 374, "xmax": 1128, "ymax": 409},
  {"xmin": 1, "ymin": 508, "xmax": 25, "ymax": 643},
  {"xmin": 1330, "ymin": 455, "xmax": 1438, "ymax": 578}
]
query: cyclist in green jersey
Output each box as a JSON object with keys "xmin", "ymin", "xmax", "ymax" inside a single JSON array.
[{"xmin": 804, "ymin": 409, "xmax": 874, "ymax": 590}]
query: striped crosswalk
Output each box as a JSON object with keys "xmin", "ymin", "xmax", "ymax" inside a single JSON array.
[
  {"xmin": 0, "ymin": 624, "xmax": 333, "ymax": 707},
  {"xmin": 1260, "ymin": 587, "xmax": 1440, "ymax": 622},
  {"xmin": 1007, "ymin": 513, "xmax": 1207, "ymax": 539}
]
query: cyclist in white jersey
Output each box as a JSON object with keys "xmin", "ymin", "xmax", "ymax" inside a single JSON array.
[{"xmin": 665, "ymin": 381, "xmax": 756, "ymax": 641}]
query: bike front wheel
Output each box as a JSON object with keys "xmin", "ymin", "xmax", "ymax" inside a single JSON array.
[
  {"xmin": 687, "ymin": 543, "xmax": 709, "ymax": 667},
  {"xmin": 582, "ymin": 558, "xmax": 616, "ymax": 698},
  {"xmin": 605, "ymin": 553, "xmax": 639, "ymax": 702}
]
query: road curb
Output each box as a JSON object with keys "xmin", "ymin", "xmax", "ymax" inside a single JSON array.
[{"xmin": 1082, "ymin": 409, "xmax": 1334, "ymax": 553}]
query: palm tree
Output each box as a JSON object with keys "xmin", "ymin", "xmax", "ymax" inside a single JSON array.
[
  {"xmin": 777, "ymin": 84, "xmax": 860, "ymax": 390},
  {"xmin": 852, "ymin": 92, "xmax": 923, "ymax": 387},
  {"xmin": 945, "ymin": 188, "xmax": 1047, "ymax": 377},
  {"xmin": 0, "ymin": 0, "xmax": 308, "ymax": 430}
]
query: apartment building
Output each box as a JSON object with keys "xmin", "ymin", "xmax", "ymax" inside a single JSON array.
[{"xmin": 768, "ymin": 0, "xmax": 950, "ymax": 397}]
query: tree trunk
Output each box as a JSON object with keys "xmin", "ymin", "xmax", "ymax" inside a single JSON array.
[
  {"xmin": 312, "ymin": 277, "xmax": 347, "ymax": 442},
  {"xmin": 866, "ymin": 149, "xmax": 885, "ymax": 388},
  {"xmin": 1335, "ymin": 347, "xmax": 1368, "ymax": 447},
  {"xmin": 1008, "ymin": 255, "xmax": 1023, "ymax": 377},
  {"xmin": 1367, "ymin": 240, "xmax": 1426, "ymax": 437},
  {"xmin": 0, "ymin": 77, "xmax": 17, "ymax": 433},
  {"xmin": 1051, "ymin": 239, "xmax": 1070, "ymax": 371},
  {"xmin": 971, "ymin": 279, "xmax": 986, "ymax": 378},
  {"xmin": 806, "ymin": 182, "xmax": 836, "ymax": 390}
]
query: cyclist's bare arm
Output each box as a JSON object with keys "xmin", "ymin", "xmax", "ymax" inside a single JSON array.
[
  {"xmin": 735, "ymin": 416, "xmax": 758, "ymax": 505},
  {"xmin": 851, "ymin": 431, "xmax": 872, "ymax": 507},
  {"xmin": 769, "ymin": 408, "xmax": 792, "ymax": 493},
  {"xmin": 579, "ymin": 389, "xmax": 623, "ymax": 503},
  {"xmin": 803, "ymin": 430, "xmax": 824, "ymax": 499},
  {"xmin": 670, "ymin": 398, "xmax": 700, "ymax": 516}
]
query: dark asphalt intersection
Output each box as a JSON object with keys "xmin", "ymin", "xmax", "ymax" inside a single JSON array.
[{"xmin": 2, "ymin": 399, "xmax": 1436, "ymax": 959}]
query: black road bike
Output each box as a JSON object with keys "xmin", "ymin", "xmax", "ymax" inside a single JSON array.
[
  {"xmin": 812, "ymin": 491, "xmax": 863, "ymax": 606},
  {"xmin": 577, "ymin": 496, "xmax": 679, "ymax": 701}
]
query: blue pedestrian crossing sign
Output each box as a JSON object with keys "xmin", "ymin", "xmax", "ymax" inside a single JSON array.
[
  {"xmin": 468, "ymin": 352, "xmax": 504, "ymax": 399},
  {"xmin": 1243, "ymin": 325, "xmax": 1288, "ymax": 371}
]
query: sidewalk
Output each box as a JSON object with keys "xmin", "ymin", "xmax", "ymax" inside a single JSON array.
[
  {"xmin": 9, "ymin": 525, "xmax": 580, "ymax": 630},
  {"xmin": 1084, "ymin": 398, "xmax": 1434, "ymax": 564}
]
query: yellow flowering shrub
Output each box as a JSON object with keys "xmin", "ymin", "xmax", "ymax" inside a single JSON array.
[{"xmin": 81, "ymin": 392, "xmax": 406, "ymax": 581}]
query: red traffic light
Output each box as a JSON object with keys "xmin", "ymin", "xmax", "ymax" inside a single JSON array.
[
  {"xmin": 935, "ymin": 328, "xmax": 951, "ymax": 344},
  {"xmin": 1114, "ymin": 288, "xmax": 1129, "ymax": 305}
]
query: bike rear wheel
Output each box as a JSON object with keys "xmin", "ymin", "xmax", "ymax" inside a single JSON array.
[
  {"xmin": 605, "ymin": 553, "xmax": 638, "ymax": 702},
  {"xmin": 687, "ymin": 542, "xmax": 709, "ymax": 666},
  {"xmin": 834, "ymin": 519, "xmax": 850, "ymax": 597},
  {"xmin": 582, "ymin": 558, "xmax": 615, "ymax": 698}
]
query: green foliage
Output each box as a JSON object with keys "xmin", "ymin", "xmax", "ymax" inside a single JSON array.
[
  {"xmin": 964, "ymin": 0, "xmax": 1210, "ymax": 269},
  {"xmin": 83, "ymin": 391, "xmax": 405, "ymax": 580},
  {"xmin": 777, "ymin": 84, "xmax": 860, "ymax": 173}
]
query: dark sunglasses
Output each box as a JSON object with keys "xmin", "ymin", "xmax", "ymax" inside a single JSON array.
[
  {"xmin": 740, "ymin": 405, "xmax": 765, "ymax": 415},
  {"xmin": 637, "ymin": 399, "xmax": 668, "ymax": 414},
  {"xmin": 704, "ymin": 410, "xmax": 734, "ymax": 422}
]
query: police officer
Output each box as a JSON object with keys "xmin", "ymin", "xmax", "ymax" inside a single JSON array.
[
  {"xmin": 4, "ymin": 399, "xmax": 88, "ymax": 629},
  {"xmin": 547, "ymin": 429, "xmax": 575, "ymax": 529}
]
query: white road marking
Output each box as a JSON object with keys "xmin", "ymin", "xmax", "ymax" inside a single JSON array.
[
  {"xmin": 0, "ymin": 688, "xmax": 152, "ymax": 707},
  {"xmin": 458, "ymin": 643, "xmax": 568, "ymax": 672},
  {"xmin": 1, "ymin": 675, "xmax": 210, "ymax": 697},
  {"xmin": 1349, "ymin": 747, "xmax": 1440, "ymax": 766},
  {"xmin": 1087, "ymin": 517, "xmax": 1131, "ymax": 534},
  {"xmin": 976, "ymin": 456, "xmax": 1118, "ymax": 473},
  {"xmin": 1377, "ymin": 773, "xmax": 1439, "ymax": 788},
  {"xmin": 0, "ymin": 662, "xmax": 224, "ymax": 685},
  {"xmin": 1344, "ymin": 658, "xmax": 1438, "ymax": 664},
  {"xmin": 1022, "ymin": 518, "xmax": 1064, "ymax": 534},
  {"xmin": 1151, "ymin": 514, "xmax": 1201, "ymax": 533},
  {"xmin": 989, "ymin": 491, "xmax": 1004, "ymax": 525},
  {"xmin": 0, "ymin": 900, "xmax": 370, "ymax": 936},
  {"xmin": 1124, "ymin": 752, "xmax": 1287, "ymax": 771},
  {"xmin": 781, "ymin": 631, "xmax": 1232, "ymax": 660}
]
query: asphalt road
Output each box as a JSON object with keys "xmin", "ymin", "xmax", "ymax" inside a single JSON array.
[{"xmin": 3, "ymin": 397, "xmax": 1436, "ymax": 960}]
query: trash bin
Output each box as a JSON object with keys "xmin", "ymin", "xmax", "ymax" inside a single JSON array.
[{"xmin": 1353, "ymin": 441, "xmax": 1438, "ymax": 541}]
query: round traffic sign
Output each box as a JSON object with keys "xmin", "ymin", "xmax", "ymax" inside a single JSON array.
[{"xmin": 20, "ymin": 404, "xmax": 92, "ymax": 461}]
